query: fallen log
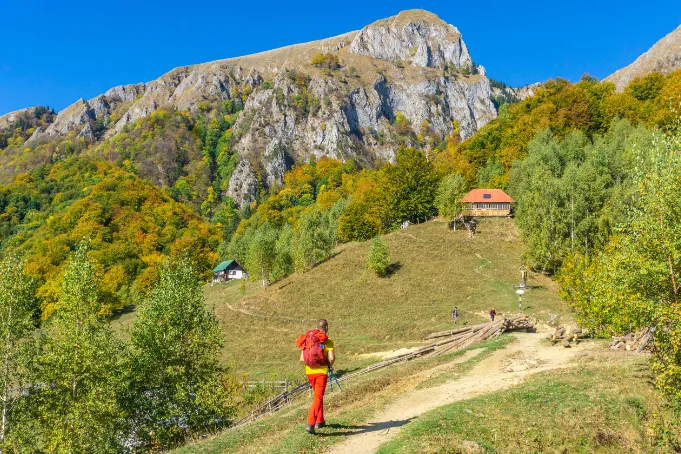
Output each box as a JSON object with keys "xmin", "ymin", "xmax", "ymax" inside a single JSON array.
[{"xmin": 636, "ymin": 326, "xmax": 656, "ymax": 353}]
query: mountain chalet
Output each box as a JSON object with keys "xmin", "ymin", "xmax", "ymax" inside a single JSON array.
[
  {"xmin": 461, "ymin": 189, "xmax": 515, "ymax": 217},
  {"xmin": 212, "ymin": 260, "xmax": 248, "ymax": 283}
]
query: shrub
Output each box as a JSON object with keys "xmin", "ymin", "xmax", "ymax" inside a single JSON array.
[
  {"xmin": 310, "ymin": 53, "xmax": 341, "ymax": 70},
  {"xmin": 367, "ymin": 237, "xmax": 391, "ymax": 277}
]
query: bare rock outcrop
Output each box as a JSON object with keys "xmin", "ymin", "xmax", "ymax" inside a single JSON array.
[{"xmin": 349, "ymin": 10, "xmax": 472, "ymax": 69}]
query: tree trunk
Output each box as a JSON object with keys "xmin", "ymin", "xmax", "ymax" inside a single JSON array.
[
  {"xmin": 570, "ymin": 196, "xmax": 574, "ymax": 253},
  {"xmin": 1, "ymin": 303, "xmax": 12, "ymax": 442}
]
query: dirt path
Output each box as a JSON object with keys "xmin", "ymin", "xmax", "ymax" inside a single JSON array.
[{"xmin": 327, "ymin": 332, "xmax": 591, "ymax": 454}]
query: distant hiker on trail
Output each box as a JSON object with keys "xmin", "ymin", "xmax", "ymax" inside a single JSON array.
[
  {"xmin": 295, "ymin": 319, "xmax": 335, "ymax": 435},
  {"xmin": 490, "ymin": 308, "xmax": 496, "ymax": 321},
  {"xmin": 452, "ymin": 306, "xmax": 458, "ymax": 324}
]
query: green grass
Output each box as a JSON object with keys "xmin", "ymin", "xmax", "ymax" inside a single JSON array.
[
  {"xmin": 376, "ymin": 352, "xmax": 676, "ymax": 454},
  {"xmin": 205, "ymin": 218, "xmax": 570, "ymax": 379}
]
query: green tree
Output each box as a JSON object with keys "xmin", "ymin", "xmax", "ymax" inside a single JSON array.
[
  {"xmin": 435, "ymin": 173, "xmax": 467, "ymax": 220},
  {"xmin": 386, "ymin": 147, "xmax": 439, "ymax": 225},
  {"xmin": 125, "ymin": 259, "xmax": 234, "ymax": 450},
  {"xmin": 509, "ymin": 122, "xmax": 650, "ymax": 272},
  {"xmin": 561, "ymin": 118, "xmax": 681, "ymax": 402},
  {"xmin": 29, "ymin": 244, "xmax": 125, "ymax": 453},
  {"xmin": 246, "ymin": 222, "xmax": 278, "ymax": 288},
  {"xmin": 272, "ymin": 224, "xmax": 294, "ymax": 281},
  {"xmin": 0, "ymin": 255, "xmax": 36, "ymax": 450},
  {"xmin": 367, "ymin": 237, "xmax": 392, "ymax": 277},
  {"xmin": 476, "ymin": 159, "xmax": 506, "ymax": 188},
  {"xmin": 292, "ymin": 207, "xmax": 337, "ymax": 272},
  {"xmin": 338, "ymin": 177, "xmax": 390, "ymax": 242}
]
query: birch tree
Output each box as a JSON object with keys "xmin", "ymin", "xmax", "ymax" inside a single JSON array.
[
  {"xmin": 125, "ymin": 259, "xmax": 234, "ymax": 450},
  {"xmin": 30, "ymin": 244, "xmax": 125, "ymax": 453},
  {"xmin": 0, "ymin": 255, "xmax": 35, "ymax": 452}
]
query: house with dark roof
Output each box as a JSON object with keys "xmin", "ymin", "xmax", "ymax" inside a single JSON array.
[
  {"xmin": 212, "ymin": 260, "xmax": 248, "ymax": 283},
  {"xmin": 460, "ymin": 189, "xmax": 515, "ymax": 217}
]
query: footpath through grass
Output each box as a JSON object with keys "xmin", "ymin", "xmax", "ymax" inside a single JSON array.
[
  {"xmin": 173, "ymin": 337, "xmax": 514, "ymax": 453},
  {"xmin": 376, "ymin": 349, "xmax": 678, "ymax": 454},
  {"xmin": 206, "ymin": 218, "xmax": 570, "ymax": 379}
]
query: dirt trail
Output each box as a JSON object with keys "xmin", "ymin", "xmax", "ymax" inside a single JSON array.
[{"xmin": 327, "ymin": 332, "xmax": 591, "ymax": 454}]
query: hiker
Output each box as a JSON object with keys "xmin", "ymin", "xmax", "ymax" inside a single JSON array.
[
  {"xmin": 296, "ymin": 319, "xmax": 335, "ymax": 435},
  {"xmin": 452, "ymin": 306, "xmax": 458, "ymax": 324},
  {"xmin": 490, "ymin": 308, "xmax": 496, "ymax": 321}
]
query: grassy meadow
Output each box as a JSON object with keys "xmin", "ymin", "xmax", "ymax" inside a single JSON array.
[{"xmin": 204, "ymin": 217, "xmax": 570, "ymax": 379}]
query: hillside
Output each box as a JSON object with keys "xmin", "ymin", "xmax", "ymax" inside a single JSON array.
[
  {"xmin": 0, "ymin": 157, "xmax": 220, "ymax": 316},
  {"xmin": 438, "ymin": 68, "xmax": 681, "ymax": 185},
  {"xmin": 171, "ymin": 316, "xmax": 675, "ymax": 453},
  {"xmin": 164, "ymin": 221, "xmax": 678, "ymax": 453},
  {"xmin": 110, "ymin": 218, "xmax": 570, "ymax": 379},
  {"xmin": 606, "ymin": 24, "xmax": 681, "ymax": 91}
]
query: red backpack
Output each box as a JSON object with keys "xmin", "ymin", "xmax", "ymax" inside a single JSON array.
[{"xmin": 296, "ymin": 329, "xmax": 329, "ymax": 368}]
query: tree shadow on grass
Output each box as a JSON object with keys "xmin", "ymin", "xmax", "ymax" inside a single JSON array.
[
  {"xmin": 315, "ymin": 417, "xmax": 416, "ymax": 437},
  {"xmin": 310, "ymin": 250, "xmax": 345, "ymax": 270},
  {"xmin": 109, "ymin": 304, "xmax": 136, "ymax": 321},
  {"xmin": 382, "ymin": 262, "xmax": 402, "ymax": 278}
]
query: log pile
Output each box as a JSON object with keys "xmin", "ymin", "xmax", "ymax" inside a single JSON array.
[
  {"xmin": 609, "ymin": 326, "xmax": 655, "ymax": 353},
  {"xmin": 426, "ymin": 314, "xmax": 536, "ymax": 357},
  {"xmin": 547, "ymin": 327, "xmax": 589, "ymax": 347}
]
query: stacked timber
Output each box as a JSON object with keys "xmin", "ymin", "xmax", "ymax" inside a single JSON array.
[
  {"xmin": 610, "ymin": 326, "xmax": 655, "ymax": 353},
  {"xmin": 548, "ymin": 327, "xmax": 589, "ymax": 347},
  {"xmin": 425, "ymin": 314, "xmax": 536, "ymax": 357}
]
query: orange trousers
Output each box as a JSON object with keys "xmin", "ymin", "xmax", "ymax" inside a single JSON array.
[{"xmin": 307, "ymin": 373, "xmax": 328, "ymax": 425}]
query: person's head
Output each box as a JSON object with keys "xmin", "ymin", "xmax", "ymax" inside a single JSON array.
[{"xmin": 317, "ymin": 318, "xmax": 329, "ymax": 333}]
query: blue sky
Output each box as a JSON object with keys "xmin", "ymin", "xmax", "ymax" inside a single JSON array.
[{"xmin": 1, "ymin": 0, "xmax": 680, "ymax": 115}]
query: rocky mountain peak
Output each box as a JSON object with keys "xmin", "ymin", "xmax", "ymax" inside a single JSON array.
[
  {"xmin": 605, "ymin": 24, "xmax": 681, "ymax": 91},
  {"xmin": 11, "ymin": 10, "xmax": 499, "ymax": 207},
  {"xmin": 349, "ymin": 10, "xmax": 472, "ymax": 69}
]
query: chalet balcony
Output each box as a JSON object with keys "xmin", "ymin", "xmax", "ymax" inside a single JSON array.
[{"xmin": 462, "ymin": 202, "xmax": 512, "ymax": 217}]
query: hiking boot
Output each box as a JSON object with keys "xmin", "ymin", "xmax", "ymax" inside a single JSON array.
[
  {"xmin": 306, "ymin": 425, "xmax": 315, "ymax": 435},
  {"xmin": 314, "ymin": 421, "xmax": 326, "ymax": 430}
]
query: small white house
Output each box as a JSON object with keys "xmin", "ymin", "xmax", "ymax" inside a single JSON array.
[{"xmin": 212, "ymin": 260, "xmax": 248, "ymax": 283}]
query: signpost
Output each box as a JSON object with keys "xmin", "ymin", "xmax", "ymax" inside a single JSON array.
[
  {"xmin": 512, "ymin": 265, "xmax": 536, "ymax": 311},
  {"xmin": 516, "ymin": 288, "xmax": 525, "ymax": 310}
]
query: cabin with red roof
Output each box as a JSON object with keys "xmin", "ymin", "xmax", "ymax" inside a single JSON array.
[{"xmin": 460, "ymin": 189, "xmax": 515, "ymax": 217}]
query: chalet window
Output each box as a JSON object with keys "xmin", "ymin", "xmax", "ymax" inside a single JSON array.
[{"xmin": 229, "ymin": 270, "xmax": 237, "ymax": 275}]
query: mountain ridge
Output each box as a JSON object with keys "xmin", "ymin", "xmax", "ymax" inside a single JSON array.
[
  {"xmin": 9, "ymin": 10, "xmax": 500, "ymax": 206},
  {"xmin": 605, "ymin": 24, "xmax": 681, "ymax": 90}
]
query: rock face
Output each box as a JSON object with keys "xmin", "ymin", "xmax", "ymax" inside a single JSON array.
[
  {"xmin": 0, "ymin": 107, "xmax": 33, "ymax": 131},
  {"xmin": 349, "ymin": 10, "xmax": 472, "ymax": 69},
  {"xmin": 27, "ymin": 9, "xmax": 499, "ymax": 206},
  {"xmin": 605, "ymin": 25, "xmax": 681, "ymax": 91}
]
